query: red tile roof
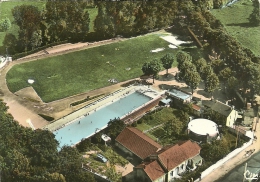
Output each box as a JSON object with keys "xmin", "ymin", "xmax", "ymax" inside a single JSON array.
[
  {"xmin": 115, "ymin": 127, "xmax": 162, "ymax": 160},
  {"xmin": 136, "ymin": 160, "xmax": 165, "ymax": 181},
  {"xmin": 192, "ymin": 104, "xmax": 201, "ymax": 111},
  {"xmin": 158, "ymin": 140, "xmax": 201, "ymax": 170}
]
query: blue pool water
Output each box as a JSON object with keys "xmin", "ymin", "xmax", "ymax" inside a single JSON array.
[{"xmin": 54, "ymin": 91, "xmax": 152, "ymax": 148}]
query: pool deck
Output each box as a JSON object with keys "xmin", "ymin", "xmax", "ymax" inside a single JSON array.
[{"xmin": 43, "ymin": 85, "xmax": 162, "ymax": 132}]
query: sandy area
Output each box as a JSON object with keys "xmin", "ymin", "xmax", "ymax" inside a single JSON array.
[
  {"xmin": 14, "ymin": 86, "xmax": 43, "ymax": 102},
  {"xmin": 115, "ymin": 163, "xmax": 134, "ymax": 176},
  {"xmin": 160, "ymin": 35, "xmax": 190, "ymax": 46}
]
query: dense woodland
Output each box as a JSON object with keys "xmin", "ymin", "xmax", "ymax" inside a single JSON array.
[{"xmin": 0, "ymin": 99, "xmax": 96, "ymax": 181}]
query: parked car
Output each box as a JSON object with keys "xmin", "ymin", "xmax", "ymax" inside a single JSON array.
[{"xmin": 96, "ymin": 154, "xmax": 108, "ymax": 163}]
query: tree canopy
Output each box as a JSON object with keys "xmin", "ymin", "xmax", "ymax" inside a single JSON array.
[
  {"xmin": 0, "ymin": 17, "xmax": 11, "ymax": 32},
  {"xmin": 161, "ymin": 53, "xmax": 174, "ymax": 75},
  {"xmin": 142, "ymin": 59, "xmax": 161, "ymax": 83},
  {"xmin": 0, "ymin": 99, "xmax": 96, "ymax": 182}
]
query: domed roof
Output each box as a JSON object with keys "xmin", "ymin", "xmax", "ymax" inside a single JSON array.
[{"xmin": 188, "ymin": 118, "xmax": 218, "ymax": 136}]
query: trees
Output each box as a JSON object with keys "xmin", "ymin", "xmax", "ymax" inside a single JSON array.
[
  {"xmin": 176, "ymin": 51, "xmax": 192, "ymax": 65},
  {"xmin": 0, "ymin": 99, "xmax": 96, "ymax": 182},
  {"xmin": 142, "ymin": 59, "xmax": 161, "ymax": 83},
  {"xmin": 249, "ymin": 0, "xmax": 260, "ymax": 26},
  {"xmin": 94, "ymin": 3, "xmax": 115, "ymax": 39},
  {"xmin": 184, "ymin": 70, "xmax": 201, "ymax": 94},
  {"xmin": 107, "ymin": 118, "xmax": 125, "ymax": 141},
  {"xmin": 193, "ymin": 58, "xmax": 207, "ymax": 74},
  {"xmin": 161, "ymin": 53, "xmax": 174, "ymax": 76},
  {"xmin": 106, "ymin": 2, "xmax": 137, "ymax": 37},
  {"xmin": 204, "ymin": 73, "xmax": 219, "ymax": 97},
  {"xmin": 176, "ymin": 51, "xmax": 193, "ymax": 80},
  {"xmin": 219, "ymin": 67, "xmax": 232, "ymax": 83},
  {"xmin": 200, "ymin": 136, "xmax": 230, "ymax": 162},
  {"xmin": 227, "ymin": 76, "xmax": 239, "ymax": 91},
  {"xmin": 0, "ymin": 17, "xmax": 11, "ymax": 32},
  {"xmin": 58, "ymin": 146, "xmax": 96, "ymax": 182},
  {"xmin": 30, "ymin": 30, "xmax": 42, "ymax": 50},
  {"xmin": 45, "ymin": 0, "xmax": 90, "ymax": 42},
  {"xmin": 2, "ymin": 33, "xmax": 18, "ymax": 55},
  {"xmin": 134, "ymin": 2, "xmax": 157, "ymax": 34},
  {"xmin": 12, "ymin": 5, "xmax": 42, "ymax": 51},
  {"xmin": 201, "ymin": 64, "xmax": 214, "ymax": 80}
]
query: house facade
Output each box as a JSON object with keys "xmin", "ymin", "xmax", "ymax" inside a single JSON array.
[
  {"xmin": 134, "ymin": 140, "xmax": 202, "ymax": 182},
  {"xmin": 202, "ymin": 100, "xmax": 238, "ymax": 128}
]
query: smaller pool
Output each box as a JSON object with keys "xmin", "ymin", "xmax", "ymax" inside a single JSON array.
[
  {"xmin": 54, "ymin": 91, "xmax": 152, "ymax": 148},
  {"xmin": 167, "ymin": 89, "xmax": 191, "ymax": 100}
]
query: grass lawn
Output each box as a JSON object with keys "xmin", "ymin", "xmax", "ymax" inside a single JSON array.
[
  {"xmin": 7, "ymin": 33, "xmax": 183, "ymax": 102},
  {"xmin": 211, "ymin": 0, "xmax": 260, "ymax": 56},
  {"xmin": 87, "ymin": 7, "xmax": 98, "ymax": 32},
  {"xmin": 135, "ymin": 107, "xmax": 182, "ymax": 143},
  {"xmin": 0, "ymin": 1, "xmax": 97, "ymax": 47}
]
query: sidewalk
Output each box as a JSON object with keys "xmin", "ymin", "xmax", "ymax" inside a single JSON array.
[{"xmin": 201, "ymin": 121, "xmax": 260, "ymax": 182}]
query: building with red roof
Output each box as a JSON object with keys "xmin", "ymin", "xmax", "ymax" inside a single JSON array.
[
  {"xmin": 134, "ymin": 140, "xmax": 202, "ymax": 182},
  {"xmin": 115, "ymin": 127, "xmax": 162, "ymax": 161}
]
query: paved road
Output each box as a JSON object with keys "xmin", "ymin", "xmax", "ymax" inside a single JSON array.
[{"xmin": 215, "ymin": 151, "xmax": 260, "ymax": 182}]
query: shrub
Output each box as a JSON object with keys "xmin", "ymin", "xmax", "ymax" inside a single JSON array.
[
  {"xmin": 137, "ymin": 120, "xmax": 142, "ymax": 124},
  {"xmin": 131, "ymin": 122, "xmax": 137, "ymax": 127},
  {"xmin": 70, "ymin": 94, "xmax": 104, "ymax": 106},
  {"xmin": 38, "ymin": 114, "xmax": 54, "ymax": 122},
  {"xmin": 0, "ymin": 17, "xmax": 11, "ymax": 32}
]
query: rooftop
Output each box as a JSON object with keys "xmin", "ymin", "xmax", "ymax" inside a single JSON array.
[
  {"xmin": 157, "ymin": 140, "xmax": 201, "ymax": 170},
  {"xmin": 167, "ymin": 88, "xmax": 192, "ymax": 101},
  {"xmin": 202, "ymin": 100, "xmax": 233, "ymax": 117},
  {"xmin": 188, "ymin": 118, "xmax": 218, "ymax": 136},
  {"xmin": 115, "ymin": 127, "xmax": 162, "ymax": 160},
  {"xmin": 136, "ymin": 160, "xmax": 165, "ymax": 181}
]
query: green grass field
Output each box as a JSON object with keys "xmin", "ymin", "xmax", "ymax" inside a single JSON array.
[
  {"xmin": 7, "ymin": 33, "xmax": 185, "ymax": 102},
  {"xmin": 211, "ymin": 0, "xmax": 260, "ymax": 56},
  {"xmin": 0, "ymin": 1, "xmax": 97, "ymax": 47}
]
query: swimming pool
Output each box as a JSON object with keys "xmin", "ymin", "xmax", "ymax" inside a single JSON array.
[{"xmin": 54, "ymin": 91, "xmax": 152, "ymax": 148}]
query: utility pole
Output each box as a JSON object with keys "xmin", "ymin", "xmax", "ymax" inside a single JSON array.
[
  {"xmin": 254, "ymin": 109, "xmax": 259, "ymax": 132},
  {"xmin": 243, "ymin": 163, "xmax": 247, "ymax": 182},
  {"xmin": 235, "ymin": 125, "xmax": 239, "ymax": 148}
]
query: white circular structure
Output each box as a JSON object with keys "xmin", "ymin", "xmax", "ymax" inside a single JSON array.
[{"xmin": 188, "ymin": 118, "xmax": 219, "ymax": 143}]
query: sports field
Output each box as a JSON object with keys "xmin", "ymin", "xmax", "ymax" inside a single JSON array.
[
  {"xmin": 211, "ymin": 0, "xmax": 260, "ymax": 55},
  {"xmin": 6, "ymin": 33, "xmax": 184, "ymax": 102}
]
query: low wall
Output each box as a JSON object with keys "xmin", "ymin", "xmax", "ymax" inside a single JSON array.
[{"xmin": 200, "ymin": 139, "xmax": 253, "ymax": 179}]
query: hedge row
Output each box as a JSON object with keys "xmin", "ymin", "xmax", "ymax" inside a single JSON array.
[
  {"xmin": 12, "ymin": 40, "xmax": 68, "ymax": 60},
  {"xmin": 38, "ymin": 114, "xmax": 54, "ymax": 122},
  {"xmin": 70, "ymin": 94, "xmax": 105, "ymax": 107}
]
